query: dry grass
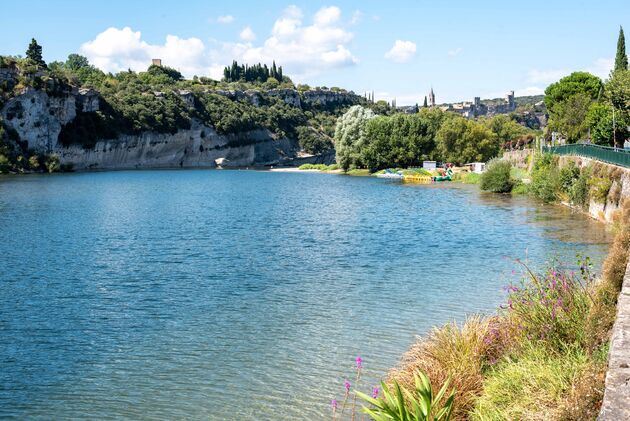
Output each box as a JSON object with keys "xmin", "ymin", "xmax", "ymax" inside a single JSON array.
[
  {"xmin": 387, "ymin": 316, "xmax": 515, "ymax": 419},
  {"xmin": 555, "ymin": 360, "xmax": 607, "ymax": 420}
]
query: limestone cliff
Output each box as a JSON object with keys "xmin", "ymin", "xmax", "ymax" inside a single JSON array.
[{"xmin": 1, "ymin": 86, "xmax": 337, "ymax": 170}]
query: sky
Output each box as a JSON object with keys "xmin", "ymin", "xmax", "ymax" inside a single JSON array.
[{"xmin": 1, "ymin": 0, "xmax": 627, "ymax": 104}]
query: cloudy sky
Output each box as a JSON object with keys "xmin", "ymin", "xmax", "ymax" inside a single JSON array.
[{"xmin": 1, "ymin": 0, "xmax": 625, "ymax": 104}]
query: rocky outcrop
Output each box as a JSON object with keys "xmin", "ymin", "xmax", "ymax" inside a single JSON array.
[
  {"xmin": 1, "ymin": 85, "xmax": 338, "ymax": 170},
  {"xmin": 267, "ymin": 89, "xmax": 301, "ymax": 107},
  {"xmin": 2, "ymin": 88, "xmax": 76, "ymax": 151},
  {"xmin": 302, "ymin": 89, "xmax": 358, "ymax": 107},
  {"xmin": 59, "ymin": 121, "xmax": 301, "ymax": 170}
]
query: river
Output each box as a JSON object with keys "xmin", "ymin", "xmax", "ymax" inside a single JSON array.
[{"xmin": 0, "ymin": 169, "xmax": 611, "ymax": 420}]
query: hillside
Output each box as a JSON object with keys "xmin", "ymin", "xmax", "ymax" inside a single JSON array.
[{"xmin": 0, "ymin": 55, "xmax": 366, "ymax": 172}]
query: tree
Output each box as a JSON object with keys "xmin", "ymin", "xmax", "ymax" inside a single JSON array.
[
  {"xmin": 614, "ymin": 26, "xmax": 628, "ymax": 73},
  {"xmin": 436, "ymin": 115, "xmax": 499, "ymax": 164},
  {"xmin": 544, "ymin": 72, "xmax": 602, "ymax": 143},
  {"xmin": 26, "ymin": 38, "xmax": 46, "ymax": 68},
  {"xmin": 423, "ymin": 96, "xmax": 428, "ymax": 108},
  {"xmin": 587, "ymin": 103, "xmax": 615, "ymax": 146},
  {"xmin": 65, "ymin": 54, "xmax": 90, "ymax": 70},
  {"xmin": 483, "ymin": 114, "xmax": 528, "ymax": 146},
  {"xmin": 604, "ymin": 69, "xmax": 630, "ymax": 146},
  {"xmin": 334, "ymin": 105, "xmax": 376, "ymax": 171}
]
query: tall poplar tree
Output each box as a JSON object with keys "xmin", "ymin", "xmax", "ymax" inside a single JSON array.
[{"xmin": 614, "ymin": 26, "xmax": 628, "ymax": 72}]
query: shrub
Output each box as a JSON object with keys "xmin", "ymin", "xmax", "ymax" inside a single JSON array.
[
  {"xmin": 559, "ymin": 160, "xmax": 580, "ymax": 192},
  {"xmin": 530, "ymin": 153, "xmax": 561, "ymax": 203},
  {"xmin": 506, "ymin": 259, "xmax": 595, "ymax": 350},
  {"xmin": 480, "ymin": 159, "xmax": 514, "ymax": 193},
  {"xmin": 511, "ymin": 181, "xmax": 529, "ymax": 195},
  {"xmin": 589, "ymin": 176, "xmax": 612, "ymax": 203},
  {"xmin": 568, "ymin": 168, "xmax": 590, "ymax": 208},
  {"xmin": 44, "ymin": 154, "xmax": 60, "ymax": 173}
]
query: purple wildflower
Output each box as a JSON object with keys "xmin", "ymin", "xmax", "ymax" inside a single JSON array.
[
  {"xmin": 344, "ymin": 379, "xmax": 351, "ymax": 393},
  {"xmin": 372, "ymin": 387, "xmax": 379, "ymax": 399},
  {"xmin": 331, "ymin": 399, "xmax": 338, "ymax": 411},
  {"xmin": 356, "ymin": 356, "xmax": 363, "ymax": 370}
]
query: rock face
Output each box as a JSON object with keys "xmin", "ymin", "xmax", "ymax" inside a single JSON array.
[
  {"xmin": 1, "ymin": 88, "xmax": 76, "ymax": 151},
  {"xmin": 0, "ymin": 87, "xmax": 311, "ymax": 169},
  {"xmin": 59, "ymin": 121, "xmax": 301, "ymax": 170}
]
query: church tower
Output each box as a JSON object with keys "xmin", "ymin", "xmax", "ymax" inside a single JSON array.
[{"xmin": 428, "ymin": 87, "xmax": 435, "ymax": 107}]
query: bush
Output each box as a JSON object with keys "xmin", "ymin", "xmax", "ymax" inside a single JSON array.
[
  {"xmin": 530, "ymin": 153, "xmax": 561, "ymax": 203},
  {"xmin": 568, "ymin": 168, "xmax": 590, "ymax": 208},
  {"xmin": 480, "ymin": 159, "xmax": 514, "ymax": 193},
  {"xmin": 589, "ymin": 176, "xmax": 612, "ymax": 203}
]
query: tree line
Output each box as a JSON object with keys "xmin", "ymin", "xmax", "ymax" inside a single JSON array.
[{"xmin": 222, "ymin": 60, "xmax": 283, "ymax": 83}]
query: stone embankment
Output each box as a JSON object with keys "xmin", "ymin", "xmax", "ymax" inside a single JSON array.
[{"xmin": 599, "ymin": 258, "xmax": 630, "ymax": 420}]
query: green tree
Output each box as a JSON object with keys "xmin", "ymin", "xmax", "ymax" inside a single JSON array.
[
  {"xmin": 334, "ymin": 105, "xmax": 375, "ymax": 171},
  {"xmin": 436, "ymin": 116, "xmax": 499, "ymax": 165},
  {"xmin": 483, "ymin": 114, "xmax": 528, "ymax": 146},
  {"xmin": 604, "ymin": 69, "xmax": 630, "ymax": 146},
  {"xmin": 26, "ymin": 38, "xmax": 46, "ymax": 68},
  {"xmin": 544, "ymin": 72, "xmax": 602, "ymax": 143},
  {"xmin": 614, "ymin": 26, "xmax": 628, "ymax": 73},
  {"xmin": 423, "ymin": 96, "xmax": 428, "ymax": 107},
  {"xmin": 587, "ymin": 103, "xmax": 615, "ymax": 145},
  {"xmin": 65, "ymin": 54, "xmax": 90, "ymax": 70}
]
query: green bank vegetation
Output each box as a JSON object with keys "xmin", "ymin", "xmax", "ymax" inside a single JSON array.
[{"xmin": 383, "ymin": 203, "xmax": 630, "ymax": 419}]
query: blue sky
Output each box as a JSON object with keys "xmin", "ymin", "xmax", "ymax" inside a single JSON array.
[{"xmin": 1, "ymin": 0, "xmax": 626, "ymax": 104}]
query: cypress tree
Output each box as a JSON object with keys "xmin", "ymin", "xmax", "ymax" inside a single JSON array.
[
  {"xmin": 26, "ymin": 38, "xmax": 46, "ymax": 68},
  {"xmin": 614, "ymin": 26, "xmax": 628, "ymax": 72},
  {"xmin": 423, "ymin": 96, "xmax": 428, "ymax": 107}
]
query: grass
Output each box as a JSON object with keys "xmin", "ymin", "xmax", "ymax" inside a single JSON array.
[
  {"xmin": 451, "ymin": 172, "xmax": 481, "ymax": 184},
  {"xmin": 386, "ymin": 204, "xmax": 630, "ymax": 419},
  {"xmin": 346, "ymin": 168, "xmax": 371, "ymax": 176},
  {"xmin": 471, "ymin": 345, "xmax": 590, "ymax": 420},
  {"xmin": 298, "ymin": 163, "xmax": 340, "ymax": 171}
]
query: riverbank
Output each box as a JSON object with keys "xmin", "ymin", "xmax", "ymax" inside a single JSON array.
[{"xmin": 360, "ymin": 154, "xmax": 630, "ymax": 419}]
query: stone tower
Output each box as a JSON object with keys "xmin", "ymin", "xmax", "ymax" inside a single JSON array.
[
  {"xmin": 428, "ymin": 87, "xmax": 435, "ymax": 107},
  {"xmin": 506, "ymin": 90, "xmax": 515, "ymax": 109}
]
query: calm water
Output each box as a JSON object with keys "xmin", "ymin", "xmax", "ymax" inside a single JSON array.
[{"xmin": 0, "ymin": 170, "xmax": 611, "ymax": 420}]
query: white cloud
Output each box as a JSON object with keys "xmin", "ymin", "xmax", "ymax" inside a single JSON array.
[
  {"xmin": 80, "ymin": 6, "xmax": 358, "ymax": 81},
  {"xmin": 448, "ymin": 47, "xmax": 462, "ymax": 57},
  {"xmin": 384, "ymin": 40, "xmax": 416, "ymax": 63},
  {"xmin": 588, "ymin": 57, "xmax": 613, "ymax": 80},
  {"xmin": 527, "ymin": 68, "xmax": 570, "ymax": 84},
  {"xmin": 350, "ymin": 10, "xmax": 362, "ymax": 25},
  {"xmin": 515, "ymin": 86, "xmax": 545, "ymax": 96},
  {"xmin": 239, "ymin": 26, "xmax": 256, "ymax": 42},
  {"xmin": 80, "ymin": 27, "xmax": 207, "ymax": 77},
  {"xmin": 222, "ymin": 5, "xmax": 357, "ymax": 79},
  {"xmin": 216, "ymin": 15, "xmax": 235, "ymax": 24}
]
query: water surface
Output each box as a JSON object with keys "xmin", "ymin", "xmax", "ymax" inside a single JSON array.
[{"xmin": 0, "ymin": 170, "xmax": 611, "ymax": 420}]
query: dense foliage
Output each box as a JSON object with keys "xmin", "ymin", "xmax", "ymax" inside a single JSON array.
[
  {"xmin": 223, "ymin": 60, "xmax": 283, "ymax": 83},
  {"xmin": 0, "ymin": 41, "xmax": 364, "ymax": 168},
  {"xmin": 479, "ymin": 159, "xmax": 514, "ymax": 193}
]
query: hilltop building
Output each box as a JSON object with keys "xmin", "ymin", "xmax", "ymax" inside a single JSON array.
[
  {"xmin": 428, "ymin": 87, "xmax": 435, "ymax": 107},
  {"xmin": 436, "ymin": 89, "xmax": 516, "ymax": 118},
  {"xmin": 152, "ymin": 58, "xmax": 162, "ymax": 66}
]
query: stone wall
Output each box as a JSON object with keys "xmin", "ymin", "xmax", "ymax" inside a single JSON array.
[{"xmin": 599, "ymin": 258, "xmax": 630, "ymax": 420}]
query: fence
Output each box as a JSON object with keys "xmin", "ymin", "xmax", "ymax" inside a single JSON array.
[{"xmin": 543, "ymin": 144, "xmax": 630, "ymax": 168}]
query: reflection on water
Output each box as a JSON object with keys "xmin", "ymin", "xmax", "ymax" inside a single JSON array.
[{"xmin": 0, "ymin": 171, "xmax": 611, "ymax": 420}]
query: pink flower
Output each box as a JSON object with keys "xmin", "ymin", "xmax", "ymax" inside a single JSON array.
[
  {"xmin": 372, "ymin": 387, "xmax": 379, "ymax": 399},
  {"xmin": 344, "ymin": 379, "xmax": 351, "ymax": 393},
  {"xmin": 331, "ymin": 399, "xmax": 338, "ymax": 411},
  {"xmin": 356, "ymin": 356, "xmax": 363, "ymax": 370}
]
